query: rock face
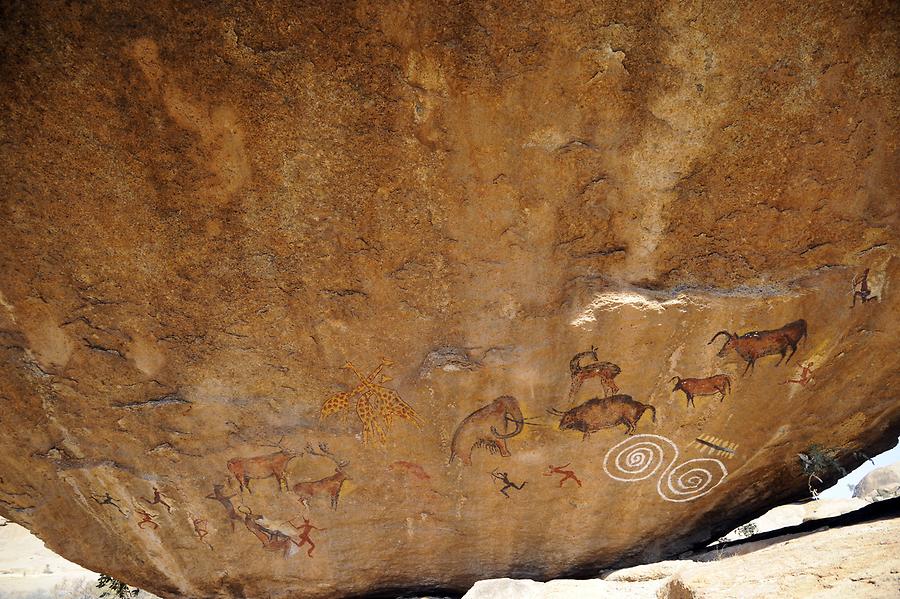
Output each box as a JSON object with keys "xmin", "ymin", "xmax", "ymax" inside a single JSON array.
[
  {"xmin": 0, "ymin": 1, "xmax": 898, "ymax": 598},
  {"xmin": 854, "ymin": 461, "xmax": 900, "ymax": 501},
  {"xmin": 464, "ymin": 515, "xmax": 900, "ymax": 598}
]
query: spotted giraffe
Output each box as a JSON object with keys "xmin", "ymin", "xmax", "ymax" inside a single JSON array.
[
  {"xmin": 344, "ymin": 363, "xmax": 423, "ymax": 432},
  {"xmin": 320, "ymin": 360, "xmax": 390, "ymax": 419}
]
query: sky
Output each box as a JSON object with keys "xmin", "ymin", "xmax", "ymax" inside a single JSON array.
[{"xmin": 817, "ymin": 437, "xmax": 900, "ymax": 499}]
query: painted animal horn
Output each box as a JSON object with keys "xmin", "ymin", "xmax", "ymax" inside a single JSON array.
[{"xmin": 708, "ymin": 331, "xmax": 732, "ymax": 345}]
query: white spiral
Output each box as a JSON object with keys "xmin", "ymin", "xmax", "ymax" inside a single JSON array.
[
  {"xmin": 603, "ymin": 434, "xmax": 675, "ymax": 481},
  {"xmin": 659, "ymin": 458, "xmax": 728, "ymax": 502},
  {"xmin": 603, "ymin": 434, "xmax": 728, "ymax": 502}
]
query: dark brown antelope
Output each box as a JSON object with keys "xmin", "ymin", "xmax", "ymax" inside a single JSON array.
[
  {"xmin": 670, "ymin": 374, "xmax": 731, "ymax": 408},
  {"xmin": 709, "ymin": 319, "xmax": 807, "ymax": 375},
  {"xmin": 292, "ymin": 444, "xmax": 350, "ymax": 510}
]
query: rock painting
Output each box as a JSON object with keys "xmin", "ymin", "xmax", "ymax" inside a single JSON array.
[
  {"xmin": 709, "ymin": 319, "xmax": 808, "ymax": 375},
  {"xmin": 670, "ymin": 375, "xmax": 731, "ymax": 408},
  {"xmin": 90, "ymin": 491, "xmax": 127, "ymax": 516},
  {"xmin": 287, "ymin": 516, "xmax": 324, "ymax": 557},
  {"xmin": 603, "ymin": 434, "xmax": 727, "ymax": 502},
  {"xmin": 240, "ymin": 506, "xmax": 306, "ymax": 558},
  {"xmin": 190, "ymin": 514, "xmax": 212, "ymax": 549},
  {"xmin": 567, "ymin": 347, "xmax": 621, "ymax": 401},
  {"xmin": 449, "ymin": 395, "xmax": 532, "ymax": 465},
  {"xmin": 227, "ymin": 449, "xmax": 298, "ymax": 493},
  {"xmin": 320, "ymin": 358, "xmax": 422, "ymax": 444},
  {"xmin": 140, "ymin": 487, "xmax": 173, "ymax": 512},
  {"xmin": 691, "ymin": 435, "xmax": 738, "ymax": 459},
  {"xmin": 549, "ymin": 395, "xmax": 656, "ymax": 439},
  {"xmin": 490, "ymin": 469, "xmax": 526, "ymax": 498},
  {"xmin": 292, "ymin": 444, "xmax": 350, "ymax": 510},
  {"xmin": 206, "ymin": 484, "xmax": 323, "ymax": 558},
  {"xmin": 388, "ymin": 460, "xmax": 430, "ymax": 481},
  {"xmin": 782, "ymin": 362, "xmax": 815, "ymax": 387},
  {"xmin": 135, "ymin": 507, "xmax": 159, "ymax": 530},
  {"xmin": 543, "ymin": 464, "xmax": 583, "ymax": 487},
  {"xmin": 851, "ymin": 268, "xmax": 877, "ymax": 306},
  {"xmin": 205, "ymin": 484, "xmax": 242, "ymax": 531}
]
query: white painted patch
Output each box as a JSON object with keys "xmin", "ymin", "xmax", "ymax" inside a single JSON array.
[
  {"xmin": 603, "ymin": 434, "xmax": 727, "ymax": 502},
  {"xmin": 571, "ymin": 292, "xmax": 688, "ymax": 327}
]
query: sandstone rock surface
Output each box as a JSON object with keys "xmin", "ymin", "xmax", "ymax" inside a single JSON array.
[{"xmin": 1, "ymin": 1, "xmax": 898, "ymax": 598}]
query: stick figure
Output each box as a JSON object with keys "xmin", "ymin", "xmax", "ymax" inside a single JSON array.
[
  {"xmin": 851, "ymin": 269, "xmax": 878, "ymax": 307},
  {"xmin": 288, "ymin": 516, "xmax": 325, "ymax": 557},
  {"xmin": 141, "ymin": 487, "xmax": 173, "ymax": 513},
  {"xmin": 135, "ymin": 508, "xmax": 159, "ymax": 530},
  {"xmin": 490, "ymin": 469, "xmax": 526, "ymax": 498},
  {"xmin": 190, "ymin": 515, "xmax": 212, "ymax": 549},
  {"xmin": 90, "ymin": 492, "xmax": 126, "ymax": 516},
  {"xmin": 782, "ymin": 362, "xmax": 815, "ymax": 386},
  {"xmin": 543, "ymin": 464, "xmax": 583, "ymax": 487}
]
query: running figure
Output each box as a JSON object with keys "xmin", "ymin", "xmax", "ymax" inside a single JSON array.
[
  {"xmin": 289, "ymin": 517, "xmax": 325, "ymax": 557},
  {"xmin": 490, "ymin": 469, "xmax": 527, "ymax": 498},
  {"xmin": 543, "ymin": 464, "xmax": 583, "ymax": 487}
]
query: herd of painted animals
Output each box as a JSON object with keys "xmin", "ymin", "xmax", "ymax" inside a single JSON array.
[{"xmin": 80, "ymin": 271, "xmax": 879, "ymax": 559}]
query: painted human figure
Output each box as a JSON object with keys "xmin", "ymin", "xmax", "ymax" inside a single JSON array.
[
  {"xmin": 91, "ymin": 492, "xmax": 126, "ymax": 516},
  {"xmin": 852, "ymin": 269, "xmax": 878, "ymax": 307},
  {"xmin": 543, "ymin": 464, "xmax": 583, "ymax": 487},
  {"xmin": 191, "ymin": 515, "xmax": 211, "ymax": 548},
  {"xmin": 289, "ymin": 517, "xmax": 325, "ymax": 557},
  {"xmin": 135, "ymin": 508, "xmax": 159, "ymax": 530},
  {"xmin": 491, "ymin": 469, "xmax": 527, "ymax": 498},
  {"xmin": 141, "ymin": 487, "xmax": 173, "ymax": 513},
  {"xmin": 783, "ymin": 362, "xmax": 815, "ymax": 386}
]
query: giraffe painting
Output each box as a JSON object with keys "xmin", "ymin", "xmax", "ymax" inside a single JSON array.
[{"xmin": 320, "ymin": 359, "xmax": 422, "ymax": 444}]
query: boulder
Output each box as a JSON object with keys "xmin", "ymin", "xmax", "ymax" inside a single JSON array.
[
  {"xmin": 0, "ymin": 1, "xmax": 898, "ymax": 597},
  {"xmin": 854, "ymin": 462, "xmax": 900, "ymax": 500}
]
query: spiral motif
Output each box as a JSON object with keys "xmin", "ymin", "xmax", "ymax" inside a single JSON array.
[
  {"xmin": 660, "ymin": 458, "xmax": 728, "ymax": 502},
  {"xmin": 603, "ymin": 434, "xmax": 675, "ymax": 481},
  {"xmin": 603, "ymin": 434, "xmax": 728, "ymax": 502}
]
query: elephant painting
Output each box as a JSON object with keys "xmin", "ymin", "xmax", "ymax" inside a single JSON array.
[{"xmin": 449, "ymin": 395, "xmax": 526, "ymax": 465}]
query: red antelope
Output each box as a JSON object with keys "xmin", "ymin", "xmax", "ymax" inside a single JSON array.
[
  {"xmin": 670, "ymin": 374, "xmax": 731, "ymax": 408},
  {"xmin": 709, "ymin": 319, "xmax": 807, "ymax": 375},
  {"xmin": 568, "ymin": 346, "xmax": 621, "ymax": 400},
  {"xmin": 292, "ymin": 444, "xmax": 350, "ymax": 510},
  {"xmin": 227, "ymin": 449, "xmax": 298, "ymax": 493}
]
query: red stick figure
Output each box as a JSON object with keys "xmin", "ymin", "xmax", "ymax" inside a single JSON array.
[
  {"xmin": 191, "ymin": 515, "xmax": 212, "ymax": 549},
  {"xmin": 288, "ymin": 516, "xmax": 325, "ymax": 557},
  {"xmin": 543, "ymin": 464, "xmax": 583, "ymax": 487},
  {"xmin": 135, "ymin": 508, "xmax": 159, "ymax": 530},
  {"xmin": 783, "ymin": 362, "xmax": 815, "ymax": 387},
  {"xmin": 141, "ymin": 488, "xmax": 173, "ymax": 513}
]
